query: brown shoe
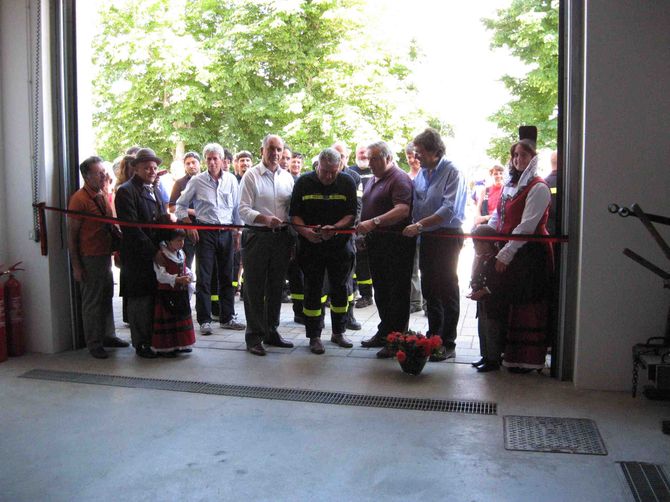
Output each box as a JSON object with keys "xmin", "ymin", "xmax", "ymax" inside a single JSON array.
[
  {"xmin": 376, "ymin": 346, "xmax": 394, "ymax": 359},
  {"xmin": 247, "ymin": 344, "xmax": 266, "ymax": 356},
  {"xmin": 309, "ymin": 337, "xmax": 325, "ymax": 354},
  {"xmin": 330, "ymin": 333, "xmax": 353, "ymax": 348},
  {"xmin": 361, "ymin": 334, "xmax": 386, "ymax": 348}
]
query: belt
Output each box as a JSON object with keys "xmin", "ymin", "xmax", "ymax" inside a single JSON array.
[{"xmin": 244, "ymin": 225, "xmax": 289, "ymax": 233}]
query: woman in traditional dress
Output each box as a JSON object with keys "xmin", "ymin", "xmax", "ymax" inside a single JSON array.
[{"xmin": 488, "ymin": 140, "xmax": 553, "ymax": 373}]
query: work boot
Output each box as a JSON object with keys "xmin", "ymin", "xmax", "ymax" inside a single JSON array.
[
  {"xmin": 309, "ymin": 337, "xmax": 325, "ymax": 354},
  {"xmin": 330, "ymin": 333, "xmax": 353, "ymax": 348},
  {"xmin": 345, "ymin": 305, "xmax": 361, "ymax": 330}
]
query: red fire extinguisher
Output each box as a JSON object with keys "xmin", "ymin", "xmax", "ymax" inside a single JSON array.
[
  {"xmin": 0, "ymin": 265, "xmax": 7, "ymax": 362},
  {"xmin": 3, "ymin": 262, "xmax": 25, "ymax": 357}
]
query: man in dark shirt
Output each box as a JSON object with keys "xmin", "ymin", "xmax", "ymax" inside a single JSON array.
[
  {"xmin": 356, "ymin": 141, "xmax": 415, "ymax": 357},
  {"xmin": 349, "ymin": 143, "xmax": 374, "ymax": 308},
  {"xmin": 290, "ymin": 148, "xmax": 357, "ymax": 354},
  {"xmin": 168, "ymin": 151, "xmax": 201, "ymax": 269}
]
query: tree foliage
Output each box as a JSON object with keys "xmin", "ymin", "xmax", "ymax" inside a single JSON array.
[
  {"xmin": 482, "ymin": 0, "xmax": 559, "ymax": 162},
  {"xmin": 92, "ymin": 0, "xmax": 434, "ymax": 165}
]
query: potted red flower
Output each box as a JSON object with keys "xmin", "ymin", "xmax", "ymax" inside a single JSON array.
[{"xmin": 385, "ymin": 331, "xmax": 443, "ymax": 375}]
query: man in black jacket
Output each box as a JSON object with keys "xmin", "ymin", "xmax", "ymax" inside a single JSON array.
[{"xmin": 115, "ymin": 148, "xmax": 167, "ymax": 358}]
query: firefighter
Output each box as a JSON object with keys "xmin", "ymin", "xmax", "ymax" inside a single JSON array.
[{"xmin": 289, "ymin": 148, "xmax": 357, "ymax": 354}]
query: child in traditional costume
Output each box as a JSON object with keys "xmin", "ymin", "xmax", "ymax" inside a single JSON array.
[
  {"xmin": 468, "ymin": 224, "xmax": 506, "ymax": 372},
  {"xmin": 152, "ymin": 229, "xmax": 195, "ymax": 357}
]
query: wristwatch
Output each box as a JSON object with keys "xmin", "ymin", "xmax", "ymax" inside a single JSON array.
[
  {"xmin": 373, "ymin": 216, "xmax": 381, "ymax": 227},
  {"xmin": 416, "ymin": 222, "xmax": 424, "ymax": 233}
]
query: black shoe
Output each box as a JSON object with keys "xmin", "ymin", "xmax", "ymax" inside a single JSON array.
[
  {"xmin": 309, "ymin": 337, "xmax": 325, "ymax": 354},
  {"xmin": 346, "ymin": 318, "xmax": 362, "ymax": 331},
  {"xmin": 477, "ymin": 362, "xmax": 500, "ymax": 373},
  {"xmin": 429, "ymin": 346, "xmax": 455, "ymax": 362},
  {"xmin": 361, "ymin": 334, "xmax": 386, "ymax": 348},
  {"xmin": 330, "ymin": 333, "xmax": 353, "ymax": 348},
  {"xmin": 471, "ymin": 358, "xmax": 486, "ymax": 368},
  {"xmin": 89, "ymin": 347, "xmax": 109, "ymax": 359},
  {"xmin": 264, "ymin": 334, "xmax": 294, "ymax": 348},
  {"xmin": 293, "ymin": 315, "xmax": 305, "ymax": 325},
  {"xmin": 354, "ymin": 296, "xmax": 373, "ymax": 308},
  {"xmin": 508, "ymin": 367, "xmax": 533, "ymax": 374},
  {"xmin": 247, "ymin": 344, "xmax": 266, "ymax": 356},
  {"xmin": 376, "ymin": 346, "xmax": 394, "ymax": 359},
  {"xmin": 158, "ymin": 350, "xmax": 177, "ymax": 358},
  {"xmin": 103, "ymin": 337, "xmax": 130, "ymax": 348},
  {"xmin": 176, "ymin": 348, "xmax": 193, "ymax": 353},
  {"xmin": 135, "ymin": 345, "xmax": 158, "ymax": 359}
]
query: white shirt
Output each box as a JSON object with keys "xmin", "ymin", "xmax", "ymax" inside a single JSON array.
[{"xmin": 238, "ymin": 162, "xmax": 294, "ymax": 226}]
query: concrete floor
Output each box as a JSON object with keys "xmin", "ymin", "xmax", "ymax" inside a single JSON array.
[{"xmin": 1, "ymin": 245, "xmax": 669, "ymax": 501}]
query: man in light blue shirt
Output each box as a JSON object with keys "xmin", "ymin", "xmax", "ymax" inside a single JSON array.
[
  {"xmin": 402, "ymin": 128, "xmax": 467, "ymax": 361},
  {"xmin": 176, "ymin": 143, "xmax": 244, "ymax": 335}
]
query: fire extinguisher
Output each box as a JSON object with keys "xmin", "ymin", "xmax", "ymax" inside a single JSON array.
[
  {"xmin": 3, "ymin": 262, "xmax": 25, "ymax": 357},
  {"xmin": 0, "ymin": 265, "xmax": 7, "ymax": 362}
]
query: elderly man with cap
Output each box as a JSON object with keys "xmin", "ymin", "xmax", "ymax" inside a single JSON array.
[
  {"xmin": 168, "ymin": 151, "xmax": 201, "ymax": 269},
  {"xmin": 175, "ymin": 143, "xmax": 245, "ymax": 335},
  {"xmin": 115, "ymin": 147, "xmax": 168, "ymax": 358}
]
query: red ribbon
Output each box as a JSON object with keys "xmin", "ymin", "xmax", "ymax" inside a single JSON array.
[{"xmin": 33, "ymin": 202, "xmax": 568, "ymax": 257}]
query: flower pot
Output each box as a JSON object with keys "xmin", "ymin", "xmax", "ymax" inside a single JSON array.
[{"xmin": 399, "ymin": 355, "xmax": 428, "ymax": 375}]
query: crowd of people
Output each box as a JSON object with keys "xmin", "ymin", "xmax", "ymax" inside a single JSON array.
[{"xmin": 67, "ymin": 127, "xmax": 557, "ymax": 374}]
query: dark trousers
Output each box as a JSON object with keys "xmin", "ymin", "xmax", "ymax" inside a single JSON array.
[
  {"xmin": 367, "ymin": 233, "xmax": 416, "ymax": 337},
  {"xmin": 299, "ymin": 241, "xmax": 354, "ymax": 338},
  {"xmin": 241, "ymin": 229, "xmax": 292, "ymax": 346},
  {"xmin": 183, "ymin": 237, "xmax": 196, "ymax": 271},
  {"xmin": 354, "ymin": 245, "xmax": 373, "ymax": 298},
  {"xmin": 288, "ymin": 237, "xmax": 304, "ymax": 316},
  {"xmin": 419, "ymin": 231, "xmax": 464, "ymax": 349},
  {"xmin": 195, "ymin": 229, "xmax": 235, "ymax": 325}
]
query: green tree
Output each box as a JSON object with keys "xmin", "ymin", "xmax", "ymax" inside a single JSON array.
[
  {"xmin": 92, "ymin": 0, "xmax": 430, "ymax": 166},
  {"xmin": 482, "ymin": 0, "xmax": 559, "ymax": 162}
]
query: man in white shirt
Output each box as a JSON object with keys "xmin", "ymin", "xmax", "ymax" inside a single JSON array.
[
  {"xmin": 175, "ymin": 143, "xmax": 245, "ymax": 335},
  {"xmin": 238, "ymin": 134, "xmax": 295, "ymax": 356}
]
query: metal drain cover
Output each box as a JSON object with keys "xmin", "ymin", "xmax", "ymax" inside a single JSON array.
[
  {"xmin": 620, "ymin": 462, "xmax": 670, "ymax": 502},
  {"xmin": 503, "ymin": 415, "xmax": 607, "ymax": 455},
  {"xmin": 20, "ymin": 369, "xmax": 497, "ymax": 415}
]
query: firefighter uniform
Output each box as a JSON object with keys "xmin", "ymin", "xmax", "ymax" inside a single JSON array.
[{"xmin": 289, "ymin": 171, "xmax": 357, "ymax": 338}]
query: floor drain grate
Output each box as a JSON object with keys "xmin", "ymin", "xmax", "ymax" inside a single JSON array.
[
  {"xmin": 620, "ymin": 462, "xmax": 670, "ymax": 502},
  {"xmin": 20, "ymin": 369, "xmax": 497, "ymax": 415},
  {"xmin": 503, "ymin": 415, "xmax": 607, "ymax": 455}
]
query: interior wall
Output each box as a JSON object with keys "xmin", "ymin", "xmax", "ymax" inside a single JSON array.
[
  {"xmin": 0, "ymin": 0, "xmax": 72, "ymax": 354},
  {"xmin": 574, "ymin": 0, "xmax": 670, "ymax": 390}
]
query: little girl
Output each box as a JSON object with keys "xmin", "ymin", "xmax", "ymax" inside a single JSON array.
[
  {"xmin": 468, "ymin": 224, "xmax": 506, "ymax": 372},
  {"xmin": 152, "ymin": 228, "xmax": 196, "ymax": 357}
]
